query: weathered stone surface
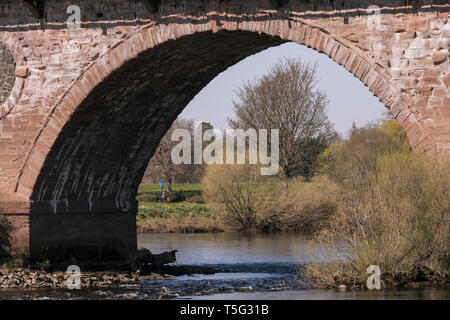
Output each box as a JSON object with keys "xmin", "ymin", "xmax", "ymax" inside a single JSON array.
[
  {"xmin": 443, "ymin": 73, "xmax": 450, "ymax": 89},
  {"xmin": 15, "ymin": 66, "xmax": 28, "ymax": 78},
  {"xmin": 0, "ymin": 0, "xmax": 448, "ymax": 263},
  {"xmin": 432, "ymin": 50, "xmax": 448, "ymax": 64}
]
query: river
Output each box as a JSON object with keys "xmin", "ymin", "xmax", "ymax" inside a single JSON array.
[{"xmin": 0, "ymin": 233, "xmax": 448, "ymax": 300}]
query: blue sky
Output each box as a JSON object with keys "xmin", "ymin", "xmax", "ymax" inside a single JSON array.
[{"xmin": 179, "ymin": 42, "xmax": 387, "ymax": 136}]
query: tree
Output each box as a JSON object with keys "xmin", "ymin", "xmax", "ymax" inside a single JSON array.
[
  {"xmin": 305, "ymin": 120, "xmax": 449, "ymax": 288},
  {"xmin": 228, "ymin": 58, "xmax": 335, "ymax": 188},
  {"xmin": 151, "ymin": 121, "xmax": 179, "ymax": 192},
  {"xmin": 315, "ymin": 119, "xmax": 412, "ymax": 188},
  {"xmin": 292, "ymin": 136, "xmax": 329, "ymax": 181},
  {"xmin": 142, "ymin": 120, "xmax": 214, "ymax": 187}
]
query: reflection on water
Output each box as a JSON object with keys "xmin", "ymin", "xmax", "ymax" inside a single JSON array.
[
  {"xmin": 137, "ymin": 233, "xmax": 311, "ymax": 297},
  {"xmin": 0, "ymin": 232, "xmax": 448, "ymax": 299},
  {"xmin": 138, "ymin": 232, "xmax": 317, "ymax": 265},
  {"xmin": 138, "ymin": 233, "xmax": 449, "ymax": 300}
]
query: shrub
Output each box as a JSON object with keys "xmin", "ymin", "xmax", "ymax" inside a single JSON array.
[
  {"xmin": 284, "ymin": 177, "xmax": 340, "ymax": 232},
  {"xmin": 202, "ymin": 163, "xmax": 339, "ymax": 232},
  {"xmin": 202, "ymin": 163, "xmax": 266, "ymax": 231},
  {"xmin": 304, "ymin": 152, "xmax": 450, "ymax": 287},
  {"xmin": 315, "ymin": 119, "xmax": 411, "ymax": 188},
  {"xmin": 0, "ymin": 210, "xmax": 12, "ymax": 258}
]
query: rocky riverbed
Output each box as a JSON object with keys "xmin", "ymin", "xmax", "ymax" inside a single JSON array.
[
  {"xmin": 0, "ymin": 264, "xmax": 216, "ymax": 290},
  {"xmin": 0, "ymin": 268, "xmax": 173, "ymax": 289}
]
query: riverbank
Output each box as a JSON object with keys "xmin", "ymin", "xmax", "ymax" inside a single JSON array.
[
  {"xmin": 135, "ymin": 180, "xmax": 337, "ymax": 234},
  {"xmin": 137, "ymin": 202, "xmax": 224, "ymax": 233},
  {"xmin": 1, "ymin": 232, "xmax": 448, "ymax": 299},
  {"xmin": 0, "ymin": 265, "xmax": 217, "ymax": 289},
  {"xmin": 136, "ymin": 183, "xmax": 222, "ymax": 234}
]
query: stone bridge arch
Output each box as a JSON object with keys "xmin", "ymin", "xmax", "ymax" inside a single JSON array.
[{"xmin": 0, "ymin": 0, "xmax": 448, "ymax": 263}]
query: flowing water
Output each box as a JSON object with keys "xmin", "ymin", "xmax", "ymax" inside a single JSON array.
[{"xmin": 0, "ymin": 232, "xmax": 448, "ymax": 300}]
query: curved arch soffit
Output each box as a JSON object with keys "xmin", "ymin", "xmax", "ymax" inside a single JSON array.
[{"xmin": 16, "ymin": 11, "xmax": 420, "ymax": 195}]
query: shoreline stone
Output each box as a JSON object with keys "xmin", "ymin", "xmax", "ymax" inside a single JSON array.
[
  {"xmin": 0, "ymin": 268, "xmax": 165, "ymax": 289},
  {"xmin": 0, "ymin": 265, "xmax": 217, "ymax": 290}
]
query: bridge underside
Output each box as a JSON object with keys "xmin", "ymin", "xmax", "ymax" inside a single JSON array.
[
  {"xmin": 0, "ymin": 0, "xmax": 448, "ymax": 267},
  {"xmin": 8, "ymin": 31, "xmax": 284, "ymax": 265}
]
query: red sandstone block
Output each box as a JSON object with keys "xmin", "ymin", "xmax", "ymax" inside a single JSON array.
[
  {"xmin": 15, "ymin": 66, "xmax": 28, "ymax": 78},
  {"xmin": 349, "ymin": 56, "xmax": 361, "ymax": 75},
  {"xmin": 412, "ymin": 95, "xmax": 429, "ymax": 107},
  {"xmin": 280, "ymin": 20, "xmax": 290, "ymax": 39},
  {"xmin": 110, "ymin": 50, "xmax": 124, "ymax": 71},
  {"xmin": 18, "ymin": 167, "xmax": 38, "ymax": 190},
  {"xmin": 133, "ymin": 34, "xmax": 145, "ymax": 54},
  {"xmin": 432, "ymin": 50, "xmax": 447, "ymax": 64},
  {"xmin": 418, "ymin": 78, "xmax": 442, "ymax": 87},
  {"xmin": 314, "ymin": 33, "xmax": 325, "ymax": 52},
  {"xmin": 82, "ymin": 71, "xmax": 97, "ymax": 90},
  {"xmin": 354, "ymin": 60, "xmax": 368, "ymax": 79},
  {"xmin": 33, "ymin": 141, "xmax": 50, "ymax": 160},
  {"xmin": 443, "ymin": 97, "xmax": 450, "ymax": 107},
  {"xmin": 89, "ymin": 65, "xmax": 104, "ymax": 85},
  {"xmin": 344, "ymin": 52, "xmax": 356, "ymax": 70},
  {"xmin": 150, "ymin": 28, "xmax": 162, "ymax": 46},
  {"xmin": 415, "ymin": 86, "xmax": 433, "ymax": 96},
  {"xmin": 15, "ymin": 184, "xmax": 33, "ymax": 200},
  {"xmin": 0, "ymin": 154, "xmax": 14, "ymax": 163},
  {"xmin": 298, "ymin": 24, "xmax": 308, "ymax": 43},
  {"xmin": 330, "ymin": 43, "xmax": 341, "ymax": 62},
  {"xmin": 57, "ymin": 100, "xmax": 76, "ymax": 119},
  {"xmin": 28, "ymin": 115, "xmax": 45, "ymax": 127},
  {"xmin": 372, "ymin": 82, "xmax": 387, "ymax": 100},
  {"xmin": 432, "ymin": 88, "xmax": 447, "ymax": 97},
  {"xmin": 443, "ymin": 73, "xmax": 450, "ymax": 88},
  {"xmin": 307, "ymin": 28, "xmax": 318, "ymax": 48},
  {"xmin": 422, "ymin": 69, "xmax": 441, "ymax": 78},
  {"xmin": 369, "ymin": 76, "xmax": 382, "ymax": 92},
  {"xmin": 434, "ymin": 107, "xmax": 450, "ymax": 120},
  {"xmin": 38, "ymin": 128, "xmax": 57, "ymax": 150},
  {"xmin": 406, "ymin": 122, "xmax": 424, "ymax": 147},
  {"xmin": 360, "ymin": 68, "xmax": 374, "ymax": 87},
  {"xmin": 360, "ymin": 66, "xmax": 373, "ymax": 84},
  {"xmin": 46, "ymin": 118, "xmax": 63, "ymax": 136},
  {"xmin": 68, "ymin": 85, "xmax": 85, "ymax": 107},
  {"xmin": 396, "ymin": 109, "xmax": 412, "ymax": 126},
  {"xmin": 27, "ymin": 152, "xmax": 45, "ymax": 173},
  {"xmin": 335, "ymin": 46, "xmax": 348, "ymax": 66},
  {"xmin": 320, "ymin": 34, "xmax": 331, "ymax": 53},
  {"xmin": 76, "ymin": 77, "xmax": 93, "ymax": 99}
]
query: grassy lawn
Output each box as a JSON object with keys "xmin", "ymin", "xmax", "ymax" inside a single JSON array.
[
  {"xmin": 138, "ymin": 183, "xmax": 202, "ymax": 193},
  {"xmin": 136, "ymin": 183, "xmax": 218, "ymax": 233},
  {"xmin": 135, "ymin": 180, "xmax": 326, "ymax": 234},
  {"xmin": 137, "ymin": 202, "xmax": 222, "ymax": 234},
  {"xmin": 138, "ymin": 202, "xmax": 211, "ymax": 219}
]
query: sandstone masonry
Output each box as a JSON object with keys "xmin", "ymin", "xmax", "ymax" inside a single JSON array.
[{"xmin": 0, "ymin": 0, "xmax": 448, "ymax": 263}]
